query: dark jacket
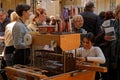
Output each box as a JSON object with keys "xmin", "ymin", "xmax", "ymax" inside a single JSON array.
[
  {"xmin": 80, "ymin": 11, "xmax": 101, "ymax": 36},
  {"xmin": 0, "ymin": 17, "xmax": 10, "ymax": 36}
]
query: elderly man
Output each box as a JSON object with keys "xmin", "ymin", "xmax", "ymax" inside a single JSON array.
[
  {"xmin": 0, "ymin": 8, "xmax": 10, "ymax": 56},
  {"xmin": 0, "ymin": 7, "xmax": 10, "ymax": 80},
  {"xmin": 0, "ymin": 8, "xmax": 10, "ymax": 36}
]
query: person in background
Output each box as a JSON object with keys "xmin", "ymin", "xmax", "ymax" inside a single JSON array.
[
  {"xmin": 0, "ymin": 8, "xmax": 10, "ymax": 52},
  {"xmin": 72, "ymin": 14, "xmax": 86, "ymax": 33},
  {"xmin": 12, "ymin": 3, "xmax": 31, "ymax": 65},
  {"xmin": 0, "ymin": 8, "xmax": 10, "ymax": 36},
  {"xmin": 0, "ymin": 8, "xmax": 10, "ymax": 64},
  {"xmin": 27, "ymin": 8, "xmax": 47, "ymax": 32},
  {"xmin": 51, "ymin": 18, "xmax": 56, "ymax": 25},
  {"xmin": 95, "ymin": 10, "xmax": 115, "ymax": 55},
  {"xmin": 46, "ymin": 17, "xmax": 51, "ymax": 25},
  {"xmin": 50, "ymin": 15, "xmax": 55, "ymax": 25},
  {"xmin": 0, "ymin": 7, "xmax": 10, "ymax": 80},
  {"xmin": 95, "ymin": 10, "xmax": 118, "ymax": 80},
  {"xmin": 99, "ymin": 11, "xmax": 105, "ymax": 26},
  {"xmin": 111, "ymin": 4, "xmax": 120, "ymax": 80},
  {"xmin": 4, "ymin": 11, "xmax": 19, "ymax": 66},
  {"xmin": 99, "ymin": 5, "xmax": 120, "ymax": 80},
  {"xmin": 80, "ymin": 1, "xmax": 101, "ymax": 36},
  {"xmin": 72, "ymin": 14, "xmax": 87, "ymax": 45},
  {"xmin": 103, "ymin": 11, "xmax": 116, "ymax": 80}
]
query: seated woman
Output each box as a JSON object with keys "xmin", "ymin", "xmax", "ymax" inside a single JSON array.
[
  {"xmin": 75, "ymin": 32, "xmax": 106, "ymax": 64},
  {"xmin": 75, "ymin": 32, "xmax": 106, "ymax": 80}
]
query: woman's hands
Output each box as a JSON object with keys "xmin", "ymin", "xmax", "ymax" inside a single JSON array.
[
  {"xmin": 76, "ymin": 57, "xmax": 87, "ymax": 66},
  {"xmin": 77, "ymin": 57, "xmax": 86, "ymax": 61}
]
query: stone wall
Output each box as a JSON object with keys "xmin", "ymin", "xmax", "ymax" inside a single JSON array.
[{"xmin": 1, "ymin": 0, "xmax": 120, "ymax": 17}]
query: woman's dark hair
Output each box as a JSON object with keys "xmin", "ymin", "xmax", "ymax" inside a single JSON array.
[
  {"xmin": 16, "ymin": 3, "xmax": 30, "ymax": 17},
  {"xmin": 104, "ymin": 11, "xmax": 115, "ymax": 20},
  {"xmin": 99, "ymin": 11, "xmax": 105, "ymax": 20},
  {"xmin": 84, "ymin": 32, "xmax": 95, "ymax": 43},
  {"xmin": 7, "ymin": 9, "xmax": 14, "ymax": 18}
]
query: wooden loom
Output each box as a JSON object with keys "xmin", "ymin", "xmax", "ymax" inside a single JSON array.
[{"xmin": 6, "ymin": 32, "xmax": 107, "ymax": 80}]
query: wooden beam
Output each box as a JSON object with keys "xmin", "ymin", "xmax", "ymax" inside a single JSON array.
[{"xmin": 76, "ymin": 64, "xmax": 107, "ymax": 72}]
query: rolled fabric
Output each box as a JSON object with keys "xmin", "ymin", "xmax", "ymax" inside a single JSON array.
[{"xmin": 24, "ymin": 33, "xmax": 32, "ymax": 45}]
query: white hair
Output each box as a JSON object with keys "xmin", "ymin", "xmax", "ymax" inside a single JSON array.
[{"xmin": 72, "ymin": 15, "xmax": 83, "ymax": 23}]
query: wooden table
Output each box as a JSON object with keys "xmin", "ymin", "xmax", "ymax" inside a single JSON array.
[
  {"xmin": 6, "ymin": 65, "xmax": 95, "ymax": 80},
  {"xmin": 6, "ymin": 61, "xmax": 107, "ymax": 80},
  {"xmin": 6, "ymin": 64, "xmax": 107, "ymax": 80}
]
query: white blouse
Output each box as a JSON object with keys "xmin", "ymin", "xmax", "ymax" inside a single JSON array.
[
  {"xmin": 5, "ymin": 22, "xmax": 16, "ymax": 46},
  {"xmin": 75, "ymin": 46, "xmax": 106, "ymax": 64}
]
